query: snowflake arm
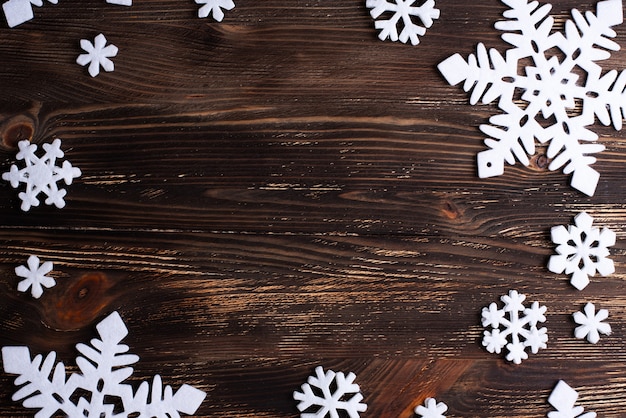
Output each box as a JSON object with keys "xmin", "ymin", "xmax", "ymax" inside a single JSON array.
[
  {"xmin": 195, "ymin": 0, "xmax": 235, "ymax": 21},
  {"xmin": 367, "ymin": 0, "xmax": 440, "ymax": 45},
  {"xmin": 14, "ymin": 255, "xmax": 55, "ymax": 298},
  {"xmin": 415, "ymin": 397, "xmax": 447, "ymax": 418},
  {"xmin": 548, "ymin": 380, "xmax": 597, "ymax": 418},
  {"xmin": 76, "ymin": 33, "xmax": 118, "ymax": 77},
  {"xmin": 573, "ymin": 302, "xmax": 611, "ymax": 344}
]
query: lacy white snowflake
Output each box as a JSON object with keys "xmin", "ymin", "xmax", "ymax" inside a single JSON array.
[
  {"xmin": 573, "ymin": 302, "xmax": 611, "ymax": 344},
  {"xmin": 438, "ymin": 0, "xmax": 626, "ymax": 196},
  {"xmin": 76, "ymin": 33, "xmax": 118, "ymax": 77},
  {"xmin": 293, "ymin": 366, "xmax": 367, "ymax": 418},
  {"xmin": 366, "ymin": 0, "xmax": 440, "ymax": 45},
  {"xmin": 548, "ymin": 211, "xmax": 615, "ymax": 290},
  {"xmin": 195, "ymin": 0, "xmax": 234, "ymax": 21},
  {"xmin": 2, "ymin": 0, "xmax": 57, "ymax": 28},
  {"xmin": 15, "ymin": 255, "xmax": 55, "ymax": 299},
  {"xmin": 415, "ymin": 397, "xmax": 448, "ymax": 418},
  {"xmin": 481, "ymin": 289, "xmax": 548, "ymax": 364},
  {"xmin": 548, "ymin": 380, "xmax": 597, "ymax": 418},
  {"xmin": 2, "ymin": 139, "xmax": 82, "ymax": 212},
  {"xmin": 1, "ymin": 311, "xmax": 206, "ymax": 417}
]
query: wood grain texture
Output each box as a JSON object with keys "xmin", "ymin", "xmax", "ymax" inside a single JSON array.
[{"xmin": 1, "ymin": 0, "xmax": 626, "ymax": 417}]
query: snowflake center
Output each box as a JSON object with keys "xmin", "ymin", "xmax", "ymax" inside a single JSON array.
[{"xmin": 26, "ymin": 160, "xmax": 54, "ymax": 187}]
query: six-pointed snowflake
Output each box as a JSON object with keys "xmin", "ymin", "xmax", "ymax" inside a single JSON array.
[
  {"xmin": 548, "ymin": 380, "xmax": 597, "ymax": 418},
  {"xmin": 481, "ymin": 289, "xmax": 548, "ymax": 364},
  {"xmin": 415, "ymin": 397, "xmax": 448, "ymax": 418},
  {"xmin": 438, "ymin": 0, "xmax": 626, "ymax": 196},
  {"xmin": 548, "ymin": 211, "xmax": 615, "ymax": 290},
  {"xmin": 14, "ymin": 255, "xmax": 55, "ymax": 299},
  {"xmin": 76, "ymin": 33, "xmax": 118, "ymax": 77},
  {"xmin": 2, "ymin": 139, "xmax": 82, "ymax": 211},
  {"xmin": 366, "ymin": 0, "xmax": 440, "ymax": 45},
  {"xmin": 293, "ymin": 366, "xmax": 367, "ymax": 418},
  {"xmin": 1, "ymin": 311, "xmax": 206, "ymax": 417},
  {"xmin": 573, "ymin": 302, "xmax": 611, "ymax": 344},
  {"xmin": 195, "ymin": 0, "xmax": 234, "ymax": 21}
]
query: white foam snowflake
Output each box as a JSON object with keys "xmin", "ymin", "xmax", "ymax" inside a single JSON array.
[
  {"xmin": 293, "ymin": 366, "xmax": 367, "ymax": 418},
  {"xmin": 438, "ymin": 0, "xmax": 626, "ymax": 196},
  {"xmin": 15, "ymin": 255, "xmax": 55, "ymax": 299},
  {"xmin": 76, "ymin": 33, "xmax": 118, "ymax": 77},
  {"xmin": 1, "ymin": 311, "xmax": 206, "ymax": 417},
  {"xmin": 548, "ymin": 211, "xmax": 615, "ymax": 290},
  {"xmin": 366, "ymin": 0, "xmax": 440, "ymax": 45},
  {"xmin": 2, "ymin": 139, "xmax": 82, "ymax": 212},
  {"xmin": 548, "ymin": 380, "xmax": 597, "ymax": 418},
  {"xmin": 195, "ymin": 0, "xmax": 234, "ymax": 21},
  {"xmin": 573, "ymin": 302, "xmax": 611, "ymax": 344},
  {"xmin": 415, "ymin": 397, "xmax": 448, "ymax": 418},
  {"xmin": 2, "ymin": 0, "xmax": 57, "ymax": 28},
  {"xmin": 481, "ymin": 289, "xmax": 548, "ymax": 364}
]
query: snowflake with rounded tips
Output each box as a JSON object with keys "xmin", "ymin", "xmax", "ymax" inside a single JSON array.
[
  {"xmin": 481, "ymin": 289, "xmax": 548, "ymax": 364},
  {"xmin": 195, "ymin": 0, "xmax": 235, "ymax": 21},
  {"xmin": 293, "ymin": 366, "xmax": 367, "ymax": 418},
  {"xmin": 438, "ymin": 0, "xmax": 626, "ymax": 196},
  {"xmin": 2, "ymin": 139, "xmax": 82, "ymax": 212},
  {"xmin": 573, "ymin": 302, "xmax": 611, "ymax": 344},
  {"xmin": 366, "ymin": 0, "xmax": 440, "ymax": 45},
  {"xmin": 548, "ymin": 211, "xmax": 615, "ymax": 290},
  {"xmin": 548, "ymin": 380, "xmax": 597, "ymax": 418},
  {"xmin": 76, "ymin": 33, "xmax": 118, "ymax": 77},
  {"xmin": 15, "ymin": 255, "xmax": 55, "ymax": 299},
  {"xmin": 415, "ymin": 397, "xmax": 448, "ymax": 418}
]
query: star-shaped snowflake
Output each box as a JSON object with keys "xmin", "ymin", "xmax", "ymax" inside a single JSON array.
[
  {"xmin": 438, "ymin": 0, "xmax": 626, "ymax": 196},
  {"xmin": 573, "ymin": 302, "xmax": 611, "ymax": 344},
  {"xmin": 548, "ymin": 211, "xmax": 615, "ymax": 290},
  {"xmin": 415, "ymin": 397, "xmax": 448, "ymax": 418},
  {"xmin": 14, "ymin": 255, "xmax": 55, "ymax": 299},
  {"xmin": 2, "ymin": 139, "xmax": 82, "ymax": 211},
  {"xmin": 366, "ymin": 0, "xmax": 440, "ymax": 45},
  {"xmin": 76, "ymin": 33, "xmax": 118, "ymax": 77},
  {"xmin": 195, "ymin": 0, "xmax": 235, "ymax": 22}
]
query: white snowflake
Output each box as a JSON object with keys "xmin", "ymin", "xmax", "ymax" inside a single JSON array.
[
  {"xmin": 366, "ymin": 0, "xmax": 440, "ymax": 45},
  {"xmin": 293, "ymin": 366, "xmax": 367, "ymax": 418},
  {"xmin": 481, "ymin": 289, "xmax": 548, "ymax": 364},
  {"xmin": 1, "ymin": 311, "xmax": 206, "ymax": 417},
  {"xmin": 573, "ymin": 302, "xmax": 611, "ymax": 344},
  {"xmin": 14, "ymin": 255, "xmax": 55, "ymax": 299},
  {"xmin": 76, "ymin": 33, "xmax": 118, "ymax": 77},
  {"xmin": 2, "ymin": 139, "xmax": 82, "ymax": 212},
  {"xmin": 548, "ymin": 380, "xmax": 597, "ymax": 418},
  {"xmin": 415, "ymin": 397, "xmax": 448, "ymax": 418},
  {"xmin": 438, "ymin": 0, "xmax": 626, "ymax": 196},
  {"xmin": 548, "ymin": 211, "xmax": 615, "ymax": 290},
  {"xmin": 2, "ymin": 0, "xmax": 57, "ymax": 28},
  {"xmin": 195, "ymin": 0, "xmax": 234, "ymax": 22}
]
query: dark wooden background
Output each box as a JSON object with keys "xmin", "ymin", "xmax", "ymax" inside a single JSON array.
[{"xmin": 1, "ymin": 0, "xmax": 626, "ymax": 416}]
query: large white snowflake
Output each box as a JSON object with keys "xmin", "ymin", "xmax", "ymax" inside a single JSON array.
[
  {"xmin": 548, "ymin": 211, "xmax": 615, "ymax": 290},
  {"xmin": 438, "ymin": 0, "xmax": 626, "ymax": 196},
  {"xmin": 415, "ymin": 397, "xmax": 448, "ymax": 418},
  {"xmin": 573, "ymin": 302, "xmax": 611, "ymax": 344},
  {"xmin": 1, "ymin": 311, "xmax": 206, "ymax": 417},
  {"xmin": 76, "ymin": 33, "xmax": 118, "ymax": 77},
  {"xmin": 481, "ymin": 289, "xmax": 548, "ymax": 364},
  {"xmin": 293, "ymin": 366, "xmax": 367, "ymax": 418},
  {"xmin": 366, "ymin": 0, "xmax": 440, "ymax": 45},
  {"xmin": 195, "ymin": 0, "xmax": 234, "ymax": 22},
  {"xmin": 2, "ymin": 139, "xmax": 81, "ymax": 212},
  {"xmin": 2, "ymin": 0, "xmax": 57, "ymax": 28},
  {"xmin": 15, "ymin": 255, "xmax": 55, "ymax": 299},
  {"xmin": 548, "ymin": 380, "xmax": 597, "ymax": 418}
]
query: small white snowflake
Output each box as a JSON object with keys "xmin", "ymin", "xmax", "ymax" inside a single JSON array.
[
  {"xmin": 548, "ymin": 211, "xmax": 615, "ymax": 290},
  {"xmin": 195, "ymin": 0, "xmax": 234, "ymax": 22},
  {"xmin": 415, "ymin": 397, "xmax": 448, "ymax": 418},
  {"xmin": 76, "ymin": 33, "xmax": 118, "ymax": 77},
  {"xmin": 2, "ymin": 311, "xmax": 206, "ymax": 417},
  {"xmin": 481, "ymin": 289, "xmax": 548, "ymax": 364},
  {"xmin": 2, "ymin": 139, "xmax": 82, "ymax": 211},
  {"xmin": 14, "ymin": 255, "xmax": 55, "ymax": 299},
  {"xmin": 366, "ymin": 0, "xmax": 440, "ymax": 45},
  {"xmin": 573, "ymin": 302, "xmax": 611, "ymax": 344},
  {"xmin": 106, "ymin": 0, "xmax": 131, "ymax": 5},
  {"xmin": 548, "ymin": 380, "xmax": 597, "ymax": 418},
  {"xmin": 293, "ymin": 366, "xmax": 367, "ymax": 418}
]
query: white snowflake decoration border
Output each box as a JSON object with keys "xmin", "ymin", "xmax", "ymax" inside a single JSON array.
[
  {"xmin": 1, "ymin": 311, "xmax": 206, "ymax": 417},
  {"xmin": 366, "ymin": 0, "xmax": 440, "ymax": 45},
  {"xmin": 195, "ymin": 0, "xmax": 235, "ymax": 22},
  {"xmin": 2, "ymin": 139, "xmax": 82, "ymax": 212},
  {"xmin": 573, "ymin": 302, "xmax": 611, "ymax": 344},
  {"xmin": 293, "ymin": 366, "xmax": 367, "ymax": 418},
  {"xmin": 76, "ymin": 33, "xmax": 118, "ymax": 77},
  {"xmin": 15, "ymin": 255, "xmax": 55, "ymax": 299},
  {"xmin": 548, "ymin": 211, "xmax": 615, "ymax": 290},
  {"xmin": 438, "ymin": 0, "xmax": 626, "ymax": 196},
  {"xmin": 481, "ymin": 289, "xmax": 548, "ymax": 364},
  {"xmin": 415, "ymin": 397, "xmax": 448, "ymax": 418},
  {"xmin": 548, "ymin": 380, "xmax": 597, "ymax": 418}
]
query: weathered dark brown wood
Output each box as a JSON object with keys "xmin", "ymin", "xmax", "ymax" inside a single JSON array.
[{"xmin": 2, "ymin": 0, "xmax": 626, "ymax": 417}]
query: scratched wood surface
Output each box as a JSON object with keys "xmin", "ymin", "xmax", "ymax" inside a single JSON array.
[{"xmin": 1, "ymin": 0, "xmax": 626, "ymax": 416}]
